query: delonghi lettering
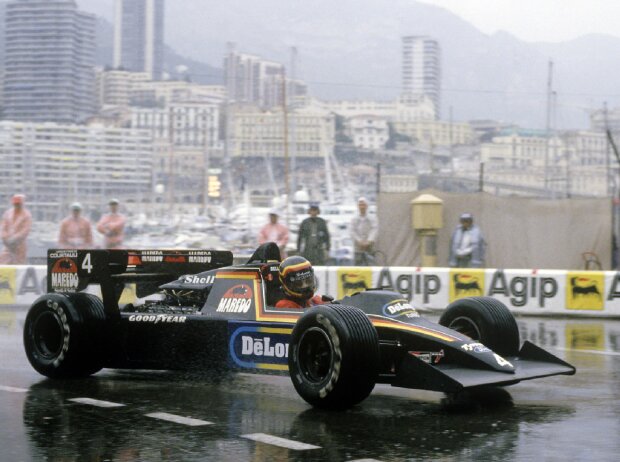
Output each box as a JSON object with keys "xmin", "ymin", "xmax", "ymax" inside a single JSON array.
[{"xmin": 241, "ymin": 336, "xmax": 289, "ymax": 358}]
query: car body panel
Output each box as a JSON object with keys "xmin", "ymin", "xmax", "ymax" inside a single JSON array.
[{"xmin": 38, "ymin": 246, "xmax": 575, "ymax": 393}]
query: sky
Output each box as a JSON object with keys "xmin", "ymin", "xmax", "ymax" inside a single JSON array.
[
  {"xmin": 78, "ymin": 0, "xmax": 620, "ymax": 44},
  {"xmin": 418, "ymin": 0, "xmax": 620, "ymax": 42}
]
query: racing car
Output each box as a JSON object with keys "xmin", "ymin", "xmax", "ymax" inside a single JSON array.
[{"xmin": 23, "ymin": 243, "xmax": 575, "ymax": 410}]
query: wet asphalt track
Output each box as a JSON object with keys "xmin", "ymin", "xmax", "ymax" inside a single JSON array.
[{"xmin": 1, "ymin": 307, "xmax": 620, "ymax": 462}]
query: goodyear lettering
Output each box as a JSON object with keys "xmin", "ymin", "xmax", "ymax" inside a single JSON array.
[
  {"xmin": 51, "ymin": 272, "xmax": 79, "ymax": 290},
  {"xmin": 46, "ymin": 299, "xmax": 70, "ymax": 367},
  {"xmin": 128, "ymin": 314, "xmax": 187, "ymax": 323},
  {"xmin": 376, "ymin": 269, "xmax": 440, "ymax": 303},
  {"xmin": 487, "ymin": 270, "xmax": 558, "ymax": 307},
  {"xmin": 241, "ymin": 336, "xmax": 289, "ymax": 358},
  {"xmin": 217, "ymin": 297, "xmax": 252, "ymax": 313}
]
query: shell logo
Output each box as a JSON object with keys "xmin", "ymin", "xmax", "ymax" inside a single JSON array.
[{"xmin": 566, "ymin": 272, "xmax": 604, "ymax": 311}]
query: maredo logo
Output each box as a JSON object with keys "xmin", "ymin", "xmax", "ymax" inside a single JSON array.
[
  {"xmin": 51, "ymin": 258, "xmax": 79, "ymax": 290},
  {"xmin": 216, "ymin": 284, "xmax": 253, "ymax": 313}
]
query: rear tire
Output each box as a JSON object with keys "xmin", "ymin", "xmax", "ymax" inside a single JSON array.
[
  {"xmin": 439, "ymin": 297, "xmax": 520, "ymax": 356},
  {"xmin": 288, "ymin": 305, "xmax": 379, "ymax": 410},
  {"xmin": 23, "ymin": 293, "xmax": 107, "ymax": 378}
]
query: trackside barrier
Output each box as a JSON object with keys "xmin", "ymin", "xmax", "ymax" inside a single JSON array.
[{"xmin": 2, "ymin": 265, "xmax": 620, "ymax": 318}]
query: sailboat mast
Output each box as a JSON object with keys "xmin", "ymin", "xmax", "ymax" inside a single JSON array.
[
  {"xmin": 282, "ymin": 68, "xmax": 290, "ymax": 226},
  {"xmin": 544, "ymin": 59, "xmax": 553, "ymax": 193}
]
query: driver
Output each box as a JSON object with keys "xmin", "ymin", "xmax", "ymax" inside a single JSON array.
[{"xmin": 275, "ymin": 256, "xmax": 330, "ymax": 309}]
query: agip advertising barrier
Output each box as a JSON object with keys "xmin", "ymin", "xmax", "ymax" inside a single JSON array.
[
  {"xmin": 316, "ymin": 266, "xmax": 620, "ymax": 318},
  {"xmin": 3, "ymin": 265, "xmax": 620, "ymax": 318}
]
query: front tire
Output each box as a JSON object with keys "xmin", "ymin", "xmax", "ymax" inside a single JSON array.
[
  {"xmin": 23, "ymin": 293, "xmax": 107, "ymax": 378},
  {"xmin": 288, "ymin": 305, "xmax": 379, "ymax": 410},
  {"xmin": 439, "ymin": 297, "xmax": 520, "ymax": 356}
]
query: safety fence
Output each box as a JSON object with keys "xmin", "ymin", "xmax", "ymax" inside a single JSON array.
[{"xmin": 1, "ymin": 265, "xmax": 620, "ymax": 318}]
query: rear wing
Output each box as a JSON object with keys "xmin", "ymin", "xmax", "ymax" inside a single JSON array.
[{"xmin": 47, "ymin": 249, "xmax": 233, "ymax": 316}]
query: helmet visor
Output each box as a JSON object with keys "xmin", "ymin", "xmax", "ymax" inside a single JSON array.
[{"xmin": 286, "ymin": 268, "xmax": 316, "ymax": 296}]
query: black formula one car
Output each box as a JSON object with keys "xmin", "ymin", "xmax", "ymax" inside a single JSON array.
[{"xmin": 23, "ymin": 243, "xmax": 575, "ymax": 409}]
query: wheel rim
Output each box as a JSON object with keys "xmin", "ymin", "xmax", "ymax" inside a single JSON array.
[
  {"xmin": 296, "ymin": 327, "xmax": 334, "ymax": 383},
  {"xmin": 448, "ymin": 316, "xmax": 482, "ymax": 341},
  {"xmin": 32, "ymin": 311, "xmax": 64, "ymax": 360}
]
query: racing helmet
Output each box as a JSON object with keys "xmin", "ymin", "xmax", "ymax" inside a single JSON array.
[{"xmin": 279, "ymin": 256, "xmax": 316, "ymax": 300}]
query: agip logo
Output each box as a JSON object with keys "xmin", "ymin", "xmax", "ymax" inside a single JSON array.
[
  {"xmin": 337, "ymin": 268, "xmax": 372, "ymax": 299},
  {"xmin": 566, "ymin": 272, "xmax": 604, "ymax": 310},
  {"xmin": 450, "ymin": 269, "xmax": 485, "ymax": 302},
  {"xmin": 0, "ymin": 267, "xmax": 16, "ymax": 304}
]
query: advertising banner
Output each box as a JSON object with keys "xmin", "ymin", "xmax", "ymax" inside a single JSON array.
[{"xmin": 5, "ymin": 265, "xmax": 620, "ymax": 318}]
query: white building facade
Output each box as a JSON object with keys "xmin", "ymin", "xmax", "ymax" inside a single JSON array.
[{"xmin": 0, "ymin": 121, "xmax": 154, "ymax": 219}]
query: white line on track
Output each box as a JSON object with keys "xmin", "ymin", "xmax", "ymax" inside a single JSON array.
[
  {"xmin": 145, "ymin": 412, "xmax": 213, "ymax": 426},
  {"xmin": 68, "ymin": 397, "xmax": 126, "ymax": 408},
  {"xmin": 0, "ymin": 385, "xmax": 27, "ymax": 393},
  {"xmin": 348, "ymin": 459, "xmax": 384, "ymax": 462},
  {"xmin": 553, "ymin": 346, "xmax": 620, "ymax": 357},
  {"xmin": 241, "ymin": 433, "xmax": 321, "ymax": 450}
]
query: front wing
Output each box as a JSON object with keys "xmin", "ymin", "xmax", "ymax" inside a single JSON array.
[{"xmin": 391, "ymin": 341, "xmax": 576, "ymax": 393}]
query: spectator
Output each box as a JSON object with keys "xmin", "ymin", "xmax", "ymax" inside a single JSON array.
[
  {"xmin": 96, "ymin": 198, "xmax": 126, "ymax": 249},
  {"xmin": 0, "ymin": 194, "xmax": 32, "ymax": 264},
  {"xmin": 449, "ymin": 213, "xmax": 485, "ymax": 268},
  {"xmin": 58, "ymin": 202, "xmax": 93, "ymax": 249},
  {"xmin": 351, "ymin": 197, "xmax": 378, "ymax": 266},
  {"xmin": 297, "ymin": 203, "xmax": 330, "ymax": 265},
  {"xmin": 258, "ymin": 208, "xmax": 289, "ymax": 259}
]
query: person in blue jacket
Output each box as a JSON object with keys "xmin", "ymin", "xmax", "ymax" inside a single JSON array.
[{"xmin": 449, "ymin": 213, "xmax": 485, "ymax": 268}]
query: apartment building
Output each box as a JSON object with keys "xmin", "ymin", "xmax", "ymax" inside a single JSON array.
[{"xmin": 0, "ymin": 121, "xmax": 153, "ymax": 219}]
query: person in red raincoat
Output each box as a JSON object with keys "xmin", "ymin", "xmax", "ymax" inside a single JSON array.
[
  {"xmin": 58, "ymin": 202, "xmax": 93, "ymax": 249},
  {"xmin": 96, "ymin": 199, "xmax": 126, "ymax": 249},
  {"xmin": 258, "ymin": 209, "xmax": 289, "ymax": 259},
  {"xmin": 0, "ymin": 194, "xmax": 32, "ymax": 264}
]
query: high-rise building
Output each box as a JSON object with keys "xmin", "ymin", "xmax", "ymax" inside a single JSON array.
[
  {"xmin": 114, "ymin": 0, "xmax": 165, "ymax": 80},
  {"xmin": 224, "ymin": 51, "xmax": 285, "ymax": 108},
  {"xmin": 402, "ymin": 36, "xmax": 441, "ymax": 119},
  {"xmin": 224, "ymin": 50, "xmax": 308, "ymax": 109},
  {"xmin": 2, "ymin": 0, "xmax": 96, "ymax": 123}
]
